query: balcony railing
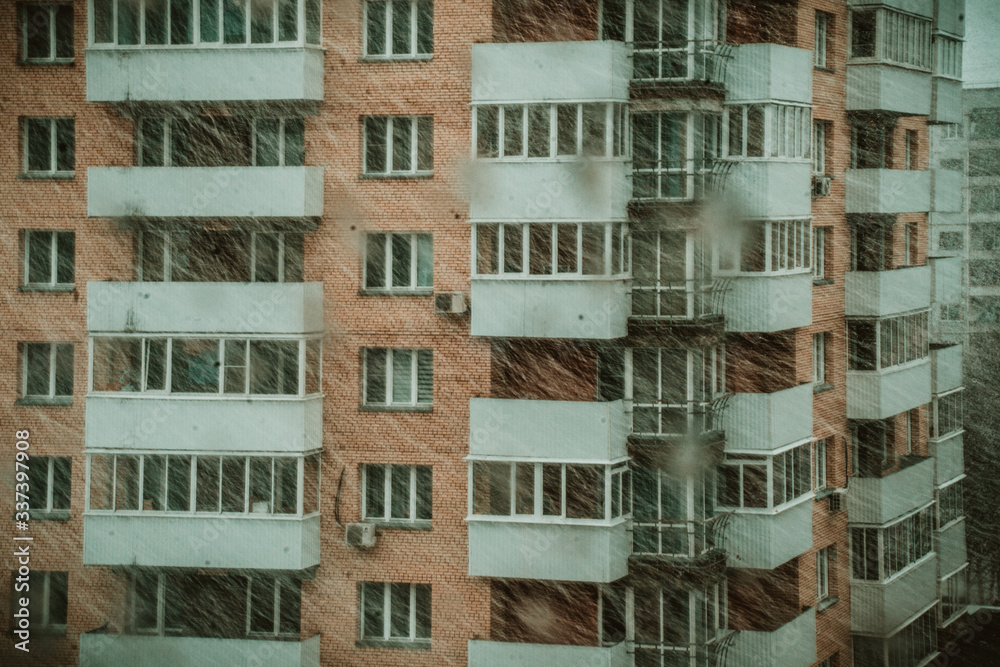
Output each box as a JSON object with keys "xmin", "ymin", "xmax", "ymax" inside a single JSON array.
[
  {"xmin": 631, "ymin": 158, "xmax": 732, "ymax": 203},
  {"xmin": 722, "ymin": 271, "xmax": 813, "ymax": 333},
  {"xmin": 725, "ymin": 608, "xmax": 817, "ymax": 667},
  {"xmin": 850, "ymin": 555, "xmax": 938, "ymax": 636},
  {"xmin": 632, "ymin": 40, "xmax": 734, "ymax": 85},
  {"xmin": 631, "ymin": 512, "xmax": 731, "ymax": 560},
  {"xmin": 630, "ymin": 394, "xmax": 729, "ymax": 441},
  {"xmin": 630, "ymin": 278, "xmax": 731, "ymax": 322},
  {"xmin": 846, "ymin": 360, "xmax": 932, "ymax": 420},
  {"xmin": 80, "ymin": 633, "xmax": 320, "ymax": 667},
  {"xmin": 847, "ymin": 456, "xmax": 935, "ymax": 525},
  {"xmin": 468, "ymin": 639, "xmax": 629, "ymax": 667},
  {"xmin": 724, "ymin": 500, "xmax": 813, "ymax": 570}
]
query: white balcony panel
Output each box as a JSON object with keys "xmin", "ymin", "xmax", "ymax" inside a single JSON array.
[
  {"xmin": 931, "ymin": 433, "xmax": 964, "ymax": 483},
  {"xmin": 470, "ymin": 399, "xmax": 627, "ymax": 461},
  {"xmin": 85, "ymin": 396, "xmax": 322, "ymax": 452},
  {"xmin": 847, "ymin": 0, "xmax": 933, "ymax": 18},
  {"xmin": 468, "ymin": 521, "xmax": 628, "ymax": 582},
  {"xmin": 845, "ymin": 169, "xmax": 932, "ymax": 214},
  {"xmin": 83, "ymin": 514, "xmax": 320, "ymax": 569},
  {"xmin": 935, "ymin": 0, "xmax": 966, "ymax": 36},
  {"xmin": 931, "ymin": 344, "xmax": 963, "ymax": 394},
  {"xmin": 930, "ymin": 257, "xmax": 963, "ymax": 308},
  {"xmin": 79, "ymin": 633, "xmax": 320, "ymax": 667},
  {"xmin": 723, "ymin": 272, "xmax": 812, "ymax": 333},
  {"xmin": 851, "ymin": 556, "xmax": 938, "ymax": 636},
  {"xmin": 932, "ymin": 168, "xmax": 964, "ymax": 212},
  {"xmin": 938, "ymin": 520, "xmax": 968, "ymax": 576},
  {"xmin": 847, "ymin": 361, "xmax": 932, "ymax": 420},
  {"xmin": 723, "ymin": 384, "xmax": 813, "ymax": 452},
  {"xmin": 88, "ymin": 167, "xmax": 324, "ymax": 218},
  {"xmin": 930, "ymin": 211, "xmax": 963, "ymax": 229},
  {"xmin": 932, "ymin": 78, "xmax": 964, "ymax": 124},
  {"xmin": 724, "ymin": 501, "xmax": 813, "ymax": 570},
  {"xmin": 86, "ymin": 47, "xmax": 324, "ymax": 103},
  {"xmin": 725, "ymin": 44, "xmax": 813, "ymax": 104},
  {"xmin": 88, "ymin": 282, "xmax": 323, "ymax": 334},
  {"xmin": 471, "ymin": 42, "xmax": 630, "ymax": 103},
  {"xmin": 469, "ymin": 161, "xmax": 629, "ymax": 222},
  {"xmin": 725, "ymin": 161, "xmax": 813, "ymax": 219},
  {"xmin": 726, "ymin": 608, "xmax": 817, "ymax": 667},
  {"xmin": 468, "ymin": 640, "xmax": 629, "ymax": 667},
  {"xmin": 844, "ymin": 267, "xmax": 932, "ymax": 317},
  {"xmin": 471, "ymin": 279, "xmax": 629, "ymax": 339},
  {"xmin": 847, "ymin": 457, "xmax": 935, "ymax": 525},
  {"xmin": 847, "ymin": 64, "xmax": 932, "ymax": 115}
]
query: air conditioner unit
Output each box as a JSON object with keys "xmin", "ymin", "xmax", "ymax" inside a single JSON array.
[
  {"xmin": 827, "ymin": 489, "xmax": 846, "ymax": 513},
  {"xmin": 434, "ymin": 292, "xmax": 468, "ymax": 316},
  {"xmin": 813, "ymin": 175, "xmax": 832, "ymax": 197},
  {"xmin": 345, "ymin": 522, "xmax": 377, "ymax": 548}
]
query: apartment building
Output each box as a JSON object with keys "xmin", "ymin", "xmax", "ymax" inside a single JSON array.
[{"xmin": 0, "ymin": 0, "xmax": 969, "ymax": 666}]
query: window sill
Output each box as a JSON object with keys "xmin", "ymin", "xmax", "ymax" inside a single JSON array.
[
  {"xmin": 19, "ymin": 172, "xmax": 75, "ymax": 180},
  {"xmin": 814, "ymin": 66, "xmax": 836, "ymax": 74},
  {"xmin": 15, "ymin": 397, "xmax": 73, "ymax": 407},
  {"xmin": 18, "ymin": 59, "xmax": 75, "ymax": 66},
  {"xmin": 358, "ymin": 288, "xmax": 434, "ymax": 297},
  {"xmin": 19, "ymin": 285, "xmax": 76, "ymax": 293},
  {"xmin": 359, "ymin": 404, "xmax": 433, "ymax": 413},
  {"xmin": 360, "ymin": 172, "xmax": 434, "ymax": 180},
  {"xmin": 30, "ymin": 510, "xmax": 71, "ymax": 521},
  {"xmin": 365, "ymin": 520, "xmax": 432, "ymax": 531},
  {"xmin": 813, "ymin": 278, "xmax": 835, "ymax": 286},
  {"xmin": 813, "ymin": 383, "xmax": 834, "ymax": 395},
  {"xmin": 357, "ymin": 639, "xmax": 431, "ymax": 650},
  {"xmin": 817, "ymin": 596, "xmax": 840, "ymax": 613},
  {"xmin": 360, "ymin": 55, "xmax": 433, "ymax": 63}
]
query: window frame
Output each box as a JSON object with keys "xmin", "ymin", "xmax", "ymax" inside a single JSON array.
[
  {"xmin": 813, "ymin": 333, "xmax": 827, "ymax": 386},
  {"xmin": 363, "ymin": 0, "xmax": 433, "ymax": 60},
  {"xmin": 359, "ymin": 581, "xmax": 431, "ymax": 644},
  {"xmin": 363, "ymin": 232, "xmax": 433, "ymax": 292},
  {"xmin": 363, "ymin": 115, "xmax": 433, "ymax": 177},
  {"xmin": 817, "ymin": 546, "xmax": 832, "ymax": 603},
  {"xmin": 361, "ymin": 347, "xmax": 433, "ymax": 408},
  {"xmin": 26, "ymin": 571, "xmax": 68, "ymax": 634},
  {"xmin": 23, "ymin": 230, "xmax": 75, "ymax": 289},
  {"xmin": 21, "ymin": 3, "xmax": 74, "ymax": 63},
  {"xmin": 850, "ymin": 505, "xmax": 934, "ymax": 582},
  {"xmin": 28, "ymin": 456, "xmax": 72, "ymax": 518},
  {"xmin": 717, "ymin": 440, "xmax": 813, "ymax": 511},
  {"xmin": 21, "ymin": 342, "xmax": 74, "ymax": 401},
  {"xmin": 812, "ymin": 226, "xmax": 827, "ymax": 280},
  {"xmin": 813, "ymin": 120, "xmax": 827, "ymax": 174},
  {"xmin": 814, "ymin": 438, "xmax": 828, "ymax": 491},
  {"xmin": 23, "ymin": 117, "xmax": 74, "ymax": 176},
  {"xmin": 814, "ymin": 11, "xmax": 831, "ymax": 69},
  {"xmin": 361, "ymin": 464, "xmax": 432, "ymax": 525}
]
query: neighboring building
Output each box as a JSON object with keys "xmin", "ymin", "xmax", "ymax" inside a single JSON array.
[{"xmin": 0, "ymin": 1, "xmax": 969, "ymax": 666}]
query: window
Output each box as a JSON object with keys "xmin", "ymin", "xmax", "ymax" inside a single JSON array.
[
  {"xmin": 850, "ymin": 222, "xmax": 892, "ymax": 271},
  {"xmin": 632, "ymin": 229, "xmax": 713, "ymax": 319},
  {"xmin": 21, "ymin": 343, "xmax": 73, "ymax": 400},
  {"xmin": 905, "ymin": 130, "xmax": 918, "ymax": 170},
  {"xmin": 27, "ymin": 457, "xmax": 71, "ymax": 517},
  {"xmin": 727, "ymin": 104, "xmax": 811, "ymax": 160},
  {"xmin": 813, "ymin": 334, "xmax": 826, "ymax": 386},
  {"xmin": 632, "ymin": 111, "xmax": 719, "ymax": 201},
  {"xmin": 851, "ymin": 419, "xmax": 893, "ymax": 477},
  {"xmin": 23, "ymin": 231, "xmax": 74, "ymax": 288},
  {"xmin": 905, "ymin": 409, "xmax": 915, "ymax": 454},
  {"xmin": 364, "ymin": 233, "xmax": 432, "ymax": 291},
  {"xmin": 847, "ymin": 312, "xmax": 929, "ymax": 371},
  {"xmin": 971, "ymin": 225, "xmax": 1000, "ymax": 251},
  {"xmin": 91, "ymin": 337, "xmax": 320, "ymax": 396},
  {"xmin": 814, "ymin": 438, "xmax": 828, "ymax": 491},
  {"xmin": 812, "ymin": 227, "xmax": 827, "ymax": 280},
  {"xmin": 854, "ymin": 609, "xmax": 937, "ymax": 666},
  {"xmin": 363, "ymin": 348, "xmax": 432, "ymax": 407},
  {"xmin": 138, "ymin": 230, "xmax": 304, "ymax": 283},
  {"xmin": 934, "ymin": 35, "xmax": 962, "ymax": 79},
  {"xmin": 718, "ymin": 443, "xmax": 811, "ymax": 510},
  {"xmin": 364, "ymin": 116, "xmax": 432, "ymax": 175},
  {"xmin": 970, "ymin": 149, "xmax": 1000, "ymax": 177},
  {"xmin": 903, "ymin": 223, "xmax": 917, "ymax": 266},
  {"xmin": 971, "ymin": 187, "xmax": 1000, "ymax": 214},
  {"xmin": 940, "ymin": 303, "xmax": 963, "ymax": 322},
  {"xmin": 939, "ymin": 480, "xmax": 963, "ymax": 526},
  {"xmin": 86, "ymin": 452, "xmax": 319, "ymax": 515},
  {"xmin": 24, "ymin": 572, "xmax": 68, "ymax": 633},
  {"xmin": 632, "ymin": 467, "xmax": 716, "ymax": 558},
  {"xmin": 850, "ymin": 10, "xmax": 876, "ymax": 58},
  {"xmin": 476, "ymin": 222, "xmax": 629, "ymax": 279},
  {"xmin": 138, "ymin": 116, "xmax": 304, "ymax": 167},
  {"xmin": 93, "ymin": 0, "xmax": 321, "ymax": 46},
  {"xmin": 630, "ymin": 582, "xmax": 728, "ymax": 663},
  {"xmin": 471, "ymin": 461, "xmax": 629, "ymax": 521},
  {"xmin": 941, "ymin": 568, "xmax": 968, "ymax": 623},
  {"xmin": 932, "ymin": 390, "xmax": 963, "ymax": 439},
  {"xmin": 477, "ymin": 103, "xmax": 628, "ymax": 160},
  {"xmin": 939, "ymin": 231, "xmax": 964, "ymax": 251},
  {"xmin": 365, "ymin": 0, "xmax": 432, "ymax": 58},
  {"xmin": 360, "ymin": 582, "xmax": 430, "ymax": 643},
  {"xmin": 970, "ymin": 259, "xmax": 1000, "ymax": 285},
  {"xmin": 850, "ymin": 122, "xmax": 892, "ymax": 169},
  {"xmin": 716, "ymin": 220, "xmax": 811, "ymax": 274},
  {"xmin": 850, "ymin": 9, "xmax": 932, "ymax": 69},
  {"xmin": 970, "ymin": 109, "xmax": 1000, "ymax": 140},
  {"xmin": 362, "ymin": 465, "xmax": 431, "ymax": 524},
  {"xmin": 631, "ymin": 347, "xmax": 726, "ymax": 436},
  {"xmin": 851, "ymin": 507, "xmax": 933, "ymax": 581},
  {"xmin": 130, "ymin": 571, "xmax": 301, "ymax": 637},
  {"xmin": 24, "ymin": 118, "xmax": 73, "ymax": 175},
  {"xmin": 815, "ymin": 12, "xmax": 830, "ymax": 68},
  {"xmin": 817, "ymin": 547, "xmax": 832, "ymax": 602},
  {"xmin": 813, "ymin": 121, "xmax": 827, "ymax": 174},
  {"xmin": 22, "ymin": 4, "xmax": 73, "ymax": 62}
]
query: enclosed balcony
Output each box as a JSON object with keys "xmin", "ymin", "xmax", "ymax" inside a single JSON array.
[
  {"xmin": 845, "ymin": 0, "xmax": 933, "ymax": 19},
  {"xmin": 80, "ymin": 634, "xmax": 320, "ymax": 667},
  {"xmin": 88, "ymin": 282, "xmax": 323, "ymax": 335},
  {"xmin": 847, "ymin": 311, "xmax": 931, "ymax": 419},
  {"xmin": 931, "ymin": 168, "xmax": 964, "ymax": 213},
  {"xmin": 725, "ymin": 43, "xmax": 813, "ymax": 105},
  {"xmin": 850, "ymin": 556, "xmax": 938, "ymax": 636},
  {"xmin": 85, "ymin": 0, "xmax": 323, "ymax": 103},
  {"xmin": 723, "ymin": 272, "xmax": 812, "ymax": 332},
  {"xmin": 723, "ymin": 384, "xmax": 813, "ymax": 452},
  {"xmin": 844, "ymin": 266, "xmax": 931, "ymax": 317},
  {"xmin": 724, "ymin": 501, "xmax": 813, "ymax": 570},
  {"xmin": 932, "ymin": 77, "xmax": 963, "ymax": 124},
  {"xmin": 933, "ymin": 433, "xmax": 964, "ymax": 483},
  {"xmin": 847, "ymin": 456, "xmax": 935, "ymax": 525},
  {"xmin": 88, "ymin": 166, "xmax": 324, "ymax": 218},
  {"xmin": 844, "ymin": 170, "xmax": 931, "ymax": 214},
  {"xmin": 469, "ymin": 640, "xmax": 628, "ymax": 667},
  {"xmin": 726, "ymin": 608, "xmax": 817, "ymax": 667},
  {"xmin": 938, "ymin": 519, "xmax": 967, "ymax": 576}
]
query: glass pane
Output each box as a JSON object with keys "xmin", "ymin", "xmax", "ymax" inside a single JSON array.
[
  {"xmin": 365, "ymin": 117, "xmax": 388, "ymax": 173},
  {"xmin": 284, "ymin": 232, "xmax": 305, "ymax": 282},
  {"xmin": 255, "ymin": 233, "xmax": 280, "ymax": 282},
  {"xmin": 476, "ymin": 224, "xmax": 498, "ymax": 275},
  {"xmin": 582, "ymin": 104, "xmax": 606, "ymax": 156},
  {"xmin": 249, "ymin": 577, "xmax": 273, "ymax": 632},
  {"xmin": 25, "ymin": 5, "xmax": 50, "ymax": 59},
  {"xmin": 142, "ymin": 455, "xmax": 166, "ymax": 510},
  {"xmin": 54, "ymin": 344, "xmax": 74, "ymax": 396},
  {"xmin": 391, "ymin": 0, "xmax": 412, "ymax": 55},
  {"xmin": 392, "ymin": 118, "xmax": 413, "ymax": 171},
  {"xmin": 415, "ymin": 584, "xmax": 431, "ymax": 638},
  {"xmin": 196, "ymin": 457, "xmax": 221, "ymax": 512},
  {"xmin": 171, "ymin": 0, "xmax": 194, "ymax": 44},
  {"xmin": 26, "ymin": 119, "xmax": 51, "ymax": 172},
  {"xmin": 94, "ymin": 0, "xmax": 114, "ymax": 43},
  {"xmin": 503, "ymin": 224, "xmax": 522, "ymax": 273},
  {"xmin": 416, "ymin": 117, "xmax": 433, "ymax": 171},
  {"xmin": 145, "ymin": 0, "xmax": 168, "ymax": 45},
  {"xmin": 275, "ymin": 457, "xmax": 298, "ymax": 514},
  {"xmin": 52, "ymin": 458, "xmax": 71, "ymax": 510},
  {"xmin": 249, "ymin": 457, "xmax": 272, "ymax": 512},
  {"xmin": 367, "ymin": 1, "xmax": 387, "ymax": 54},
  {"xmin": 416, "ymin": 349, "xmax": 432, "ymax": 403},
  {"xmin": 284, "ymin": 118, "xmax": 305, "ymax": 166},
  {"xmin": 527, "ymin": 105, "xmax": 550, "ymax": 158},
  {"xmin": 221, "ymin": 457, "xmax": 246, "ymax": 512},
  {"xmin": 305, "ymin": 0, "xmax": 321, "ymax": 43},
  {"xmin": 529, "ymin": 224, "xmax": 552, "ymax": 275},
  {"xmin": 542, "ymin": 463, "xmax": 561, "ymax": 516},
  {"xmin": 55, "ymin": 119, "xmax": 74, "ymax": 172},
  {"xmin": 115, "ymin": 455, "xmax": 140, "ymax": 510},
  {"xmin": 255, "ymin": 119, "xmax": 281, "ymax": 167},
  {"xmin": 415, "ymin": 466, "xmax": 432, "ymax": 520},
  {"xmin": 582, "ymin": 224, "xmax": 605, "ymax": 275},
  {"xmin": 200, "ymin": 0, "xmax": 220, "ymax": 41},
  {"xmin": 362, "ymin": 583, "xmax": 384, "ymax": 639},
  {"xmin": 391, "ymin": 234, "xmax": 412, "ymax": 288},
  {"xmin": 556, "ymin": 224, "xmax": 577, "ymax": 273},
  {"xmin": 476, "ymin": 106, "xmax": 499, "ymax": 158},
  {"xmin": 565, "ymin": 465, "xmax": 604, "ymax": 519},
  {"xmin": 250, "ymin": 0, "xmax": 275, "ymax": 43},
  {"xmin": 366, "ymin": 234, "xmax": 386, "ymax": 288},
  {"xmin": 365, "ymin": 465, "xmax": 385, "ymax": 518},
  {"xmin": 249, "ymin": 340, "xmax": 298, "ymax": 395},
  {"xmin": 390, "ymin": 465, "xmax": 411, "ymax": 519},
  {"xmin": 278, "ymin": 0, "xmax": 298, "ymax": 41},
  {"xmin": 303, "ymin": 455, "xmax": 319, "ymax": 514},
  {"xmin": 133, "ymin": 573, "xmax": 159, "ymax": 630},
  {"xmin": 224, "ymin": 0, "xmax": 247, "ymax": 44},
  {"xmin": 416, "ymin": 0, "xmax": 432, "ymax": 54},
  {"xmin": 279, "ymin": 579, "xmax": 301, "ymax": 634},
  {"xmin": 416, "ymin": 234, "xmax": 433, "ymax": 287},
  {"xmin": 27, "ymin": 232, "xmax": 52, "ymax": 284},
  {"xmin": 557, "ymin": 104, "xmax": 578, "ymax": 156},
  {"xmin": 167, "ymin": 456, "xmax": 191, "ymax": 511},
  {"xmin": 304, "ymin": 339, "xmax": 320, "ymax": 394},
  {"xmin": 171, "ymin": 339, "xmax": 219, "ymax": 393},
  {"xmin": 89, "ymin": 455, "xmax": 113, "ymax": 510},
  {"xmin": 25, "ymin": 343, "xmax": 50, "ymax": 396},
  {"xmin": 365, "ymin": 348, "xmax": 387, "ymax": 403},
  {"xmin": 391, "ymin": 349, "xmax": 413, "ymax": 403},
  {"xmin": 140, "ymin": 119, "xmax": 165, "ymax": 167},
  {"xmin": 503, "ymin": 106, "xmax": 523, "ymax": 157},
  {"xmin": 389, "ymin": 583, "xmax": 410, "ymax": 637},
  {"xmin": 515, "ymin": 463, "xmax": 534, "ymax": 515},
  {"xmin": 119, "ymin": 0, "xmax": 141, "ymax": 45}
]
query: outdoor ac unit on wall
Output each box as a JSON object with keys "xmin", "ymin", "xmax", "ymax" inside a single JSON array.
[
  {"xmin": 813, "ymin": 175, "xmax": 832, "ymax": 197},
  {"xmin": 434, "ymin": 292, "xmax": 468, "ymax": 315},
  {"xmin": 345, "ymin": 523, "xmax": 377, "ymax": 548}
]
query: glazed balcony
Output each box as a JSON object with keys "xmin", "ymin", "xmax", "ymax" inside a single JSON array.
[
  {"xmin": 932, "ymin": 77, "xmax": 963, "ymax": 124},
  {"xmin": 724, "ymin": 501, "xmax": 813, "ymax": 570},
  {"xmin": 726, "ymin": 608, "xmax": 817, "ymax": 667},
  {"xmin": 725, "ymin": 43, "xmax": 813, "ymax": 105},
  {"xmin": 847, "ymin": 361, "xmax": 931, "ymax": 420},
  {"xmin": 850, "ymin": 555, "xmax": 938, "ymax": 636},
  {"xmin": 723, "ymin": 384, "xmax": 813, "ymax": 452},
  {"xmin": 80, "ymin": 633, "xmax": 320, "ymax": 667},
  {"xmin": 847, "ymin": 457, "xmax": 935, "ymax": 525},
  {"xmin": 88, "ymin": 166, "xmax": 324, "ymax": 218},
  {"xmin": 468, "ymin": 640, "xmax": 629, "ymax": 667},
  {"xmin": 846, "ymin": 0, "xmax": 933, "ymax": 19},
  {"xmin": 932, "ymin": 433, "xmax": 964, "ymax": 484},
  {"xmin": 722, "ymin": 271, "xmax": 813, "ymax": 333},
  {"xmin": 937, "ymin": 519, "xmax": 967, "ymax": 576},
  {"xmin": 844, "ymin": 266, "xmax": 931, "ymax": 317},
  {"xmin": 844, "ymin": 169, "xmax": 931, "ymax": 215},
  {"xmin": 846, "ymin": 65, "xmax": 932, "ymax": 116}
]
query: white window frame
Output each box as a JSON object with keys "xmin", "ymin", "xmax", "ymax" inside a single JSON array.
[
  {"xmin": 359, "ymin": 582, "xmax": 431, "ymax": 642},
  {"xmin": 473, "ymin": 103, "xmax": 628, "ymax": 161},
  {"xmin": 813, "ymin": 333, "xmax": 826, "ymax": 385},
  {"xmin": 31, "ymin": 571, "xmax": 68, "ymax": 632},
  {"xmin": 472, "ymin": 222, "xmax": 630, "ymax": 279},
  {"xmin": 627, "ymin": 346, "xmax": 726, "ymax": 437},
  {"xmin": 362, "ymin": 348, "xmax": 432, "ymax": 407},
  {"xmin": 22, "ymin": 342, "xmax": 73, "ymax": 399},
  {"xmin": 715, "ymin": 219, "xmax": 812, "ymax": 276},
  {"xmin": 23, "ymin": 230, "xmax": 74, "ymax": 288},
  {"xmin": 29, "ymin": 456, "xmax": 72, "ymax": 515},
  {"xmin": 22, "ymin": 3, "xmax": 74, "ymax": 63},
  {"xmin": 363, "ymin": 116, "xmax": 432, "ymax": 176},
  {"xmin": 23, "ymin": 117, "xmax": 73, "ymax": 175},
  {"xmin": 817, "ymin": 547, "xmax": 831, "ymax": 602},
  {"xmin": 363, "ymin": 0, "xmax": 432, "ymax": 59},
  {"xmin": 361, "ymin": 464, "xmax": 432, "ymax": 523},
  {"xmin": 724, "ymin": 104, "xmax": 812, "ymax": 161},
  {"xmin": 848, "ymin": 8, "xmax": 932, "ymax": 70},
  {"xmin": 136, "ymin": 230, "xmax": 303, "ymax": 283},
  {"xmin": 813, "ymin": 121, "xmax": 826, "ymax": 174},
  {"xmin": 363, "ymin": 232, "xmax": 433, "ymax": 291},
  {"xmin": 814, "ymin": 11, "xmax": 829, "ymax": 68},
  {"xmin": 814, "ymin": 438, "xmax": 828, "ymax": 491},
  {"xmin": 812, "ymin": 226, "xmax": 827, "ymax": 279}
]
